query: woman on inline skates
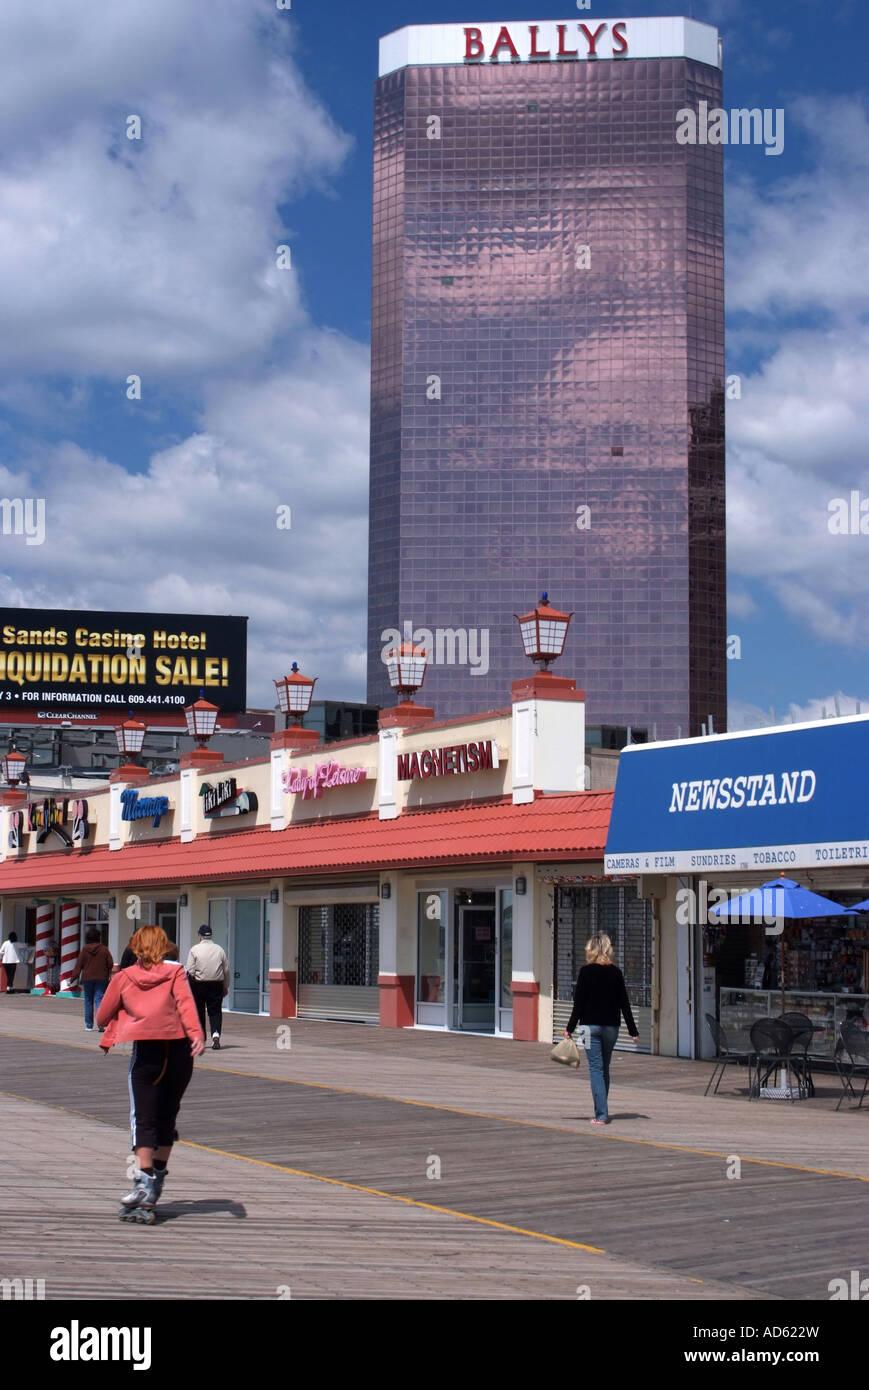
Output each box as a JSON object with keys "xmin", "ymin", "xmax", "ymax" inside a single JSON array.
[{"xmin": 97, "ymin": 925, "xmax": 205, "ymax": 1222}]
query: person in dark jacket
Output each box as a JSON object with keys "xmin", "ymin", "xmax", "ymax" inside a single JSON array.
[
  {"xmin": 117, "ymin": 936, "xmax": 138, "ymax": 971},
  {"xmin": 564, "ymin": 933, "xmax": 639, "ymax": 1124},
  {"xmin": 69, "ymin": 927, "xmax": 114, "ymax": 1030}
]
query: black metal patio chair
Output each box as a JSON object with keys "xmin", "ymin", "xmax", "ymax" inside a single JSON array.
[
  {"xmin": 778, "ymin": 1011, "xmax": 816, "ymax": 1097},
  {"xmin": 835, "ymin": 1020, "xmax": 869, "ymax": 1111},
  {"xmin": 749, "ymin": 1018, "xmax": 800, "ymax": 1101},
  {"xmin": 704, "ymin": 1014, "xmax": 754, "ymax": 1096}
]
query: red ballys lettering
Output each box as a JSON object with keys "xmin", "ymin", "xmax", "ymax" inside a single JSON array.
[
  {"xmin": 464, "ymin": 26, "xmax": 484, "ymax": 60},
  {"xmin": 528, "ymin": 25, "xmax": 550, "ymax": 58},
  {"xmin": 580, "ymin": 23, "xmax": 608, "ymax": 57},
  {"xmin": 556, "ymin": 24, "xmax": 578, "ymax": 58},
  {"xmin": 612, "ymin": 21, "xmax": 628, "ymax": 55},
  {"xmin": 490, "ymin": 25, "xmax": 519, "ymax": 59}
]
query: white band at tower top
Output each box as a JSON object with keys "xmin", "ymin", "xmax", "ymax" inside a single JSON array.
[{"xmin": 379, "ymin": 17, "xmax": 721, "ymax": 77}]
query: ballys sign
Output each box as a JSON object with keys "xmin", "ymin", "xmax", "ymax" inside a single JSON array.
[
  {"xmin": 282, "ymin": 761, "xmax": 368, "ymax": 800},
  {"xmin": 463, "ymin": 22, "xmax": 628, "ymax": 61}
]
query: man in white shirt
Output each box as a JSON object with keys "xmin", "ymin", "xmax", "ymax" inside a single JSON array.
[{"xmin": 185, "ymin": 925, "xmax": 230, "ymax": 1050}]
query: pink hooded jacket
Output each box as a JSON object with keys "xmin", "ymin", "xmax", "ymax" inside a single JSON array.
[{"xmin": 97, "ymin": 961, "xmax": 203, "ymax": 1052}]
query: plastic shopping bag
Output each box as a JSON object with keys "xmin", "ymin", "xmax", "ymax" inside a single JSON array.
[{"xmin": 550, "ymin": 1037, "xmax": 582, "ymax": 1068}]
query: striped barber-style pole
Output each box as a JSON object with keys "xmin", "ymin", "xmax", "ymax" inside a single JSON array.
[
  {"xmin": 33, "ymin": 902, "xmax": 56, "ymax": 993},
  {"xmin": 59, "ymin": 901, "xmax": 82, "ymax": 992}
]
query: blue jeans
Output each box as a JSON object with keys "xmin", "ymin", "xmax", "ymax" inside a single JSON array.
[
  {"xmin": 585, "ymin": 1024, "xmax": 620, "ymax": 1120},
  {"xmin": 83, "ymin": 979, "xmax": 107, "ymax": 1029}
]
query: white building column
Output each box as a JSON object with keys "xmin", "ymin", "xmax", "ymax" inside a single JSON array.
[
  {"xmin": 378, "ymin": 873, "xmax": 415, "ymax": 1026},
  {"xmin": 177, "ymin": 887, "xmax": 195, "ymax": 960},
  {"xmin": 268, "ymin": 881, "xmax": 296, "ymax": 1018},
  {"xmin": 510, "ymin": 862, "xmax": 541, "ymax": 1040},
  {"xmin": 106, "ymin": 896, "xmax": 122, "ymax": 961}
]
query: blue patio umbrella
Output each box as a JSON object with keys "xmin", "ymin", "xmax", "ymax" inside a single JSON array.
[
  {"xmin": 708, "ymin": 876, "xmax": 847, "ymax": 1012},
  {"xmin": 849, "ymin": 900, "xmax": 869, "ymax": 912}
]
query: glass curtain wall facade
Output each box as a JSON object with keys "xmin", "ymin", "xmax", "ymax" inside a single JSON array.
[{"xmin": 368, "ymin": 50, "xmax": 725, "ymax": 736}]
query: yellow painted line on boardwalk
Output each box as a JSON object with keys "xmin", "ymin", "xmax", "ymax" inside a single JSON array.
[
  {"xmin": 192, "ymin": 1059, "xmax": 869, "ymax": 1184},
  {"xmin": 180, "ymin": 1139, "xmax": 606, "ymax": 1254},
  {"xmin": 2, "ymin": 1026, "xmax": 867, "ymax": 1184},
  {"xmin": 0, "ymin": 1083, "xmax": 605, "ymax": 1256}
]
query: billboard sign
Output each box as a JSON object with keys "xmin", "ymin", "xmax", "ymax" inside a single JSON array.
[{"xmin": 0, "ymin": 608, "xmax": 247, "ymax": 714}]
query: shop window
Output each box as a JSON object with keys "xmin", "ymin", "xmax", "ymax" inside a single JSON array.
[
  {"xmin": 417, "ymin": 892, "xmax": 447, "ymax": 1002},
  {"xmin": 499, "ymin": 890, "xmax": 513, "ymax": 1009},
  {"xmin": 208, "ymin": 899, "xmax": 231, "ymax": 956},
  {"xmin": 83, "ymin": 902, "xmax": 110, "ymax": 946}
]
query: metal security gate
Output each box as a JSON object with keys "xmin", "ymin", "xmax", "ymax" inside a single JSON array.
[
  {"xmin": 298, "ymin": 903, "xmax": 380, "ymax": 1023},
  {"xmin": 552, "ymin": 885, "xmax": 653, "ymax": 1050}
]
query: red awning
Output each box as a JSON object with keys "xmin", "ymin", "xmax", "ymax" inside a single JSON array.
[{"xmin": 0, "ymin": 791, "xmax": 612, "ymax": 893}]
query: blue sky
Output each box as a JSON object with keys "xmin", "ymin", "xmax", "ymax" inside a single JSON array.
[{"xmin": 0, "ymin": 0, "xmax": 866, "ymax": 725}]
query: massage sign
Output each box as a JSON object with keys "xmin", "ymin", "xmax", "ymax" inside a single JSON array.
[
  {"xmin": 200, "ymin": 777, "xmax": 258, "ymax": 818},
  {"xmin": 397, "ymin": 740, "xmax": 500, "ymax": 781},
  {"xmin": 8, "ymin": 797, "xmax": 90, "ymax": 850},
  {"xmin": 120, "ymin": 788, "xmax": 170, "ymax": 828},
  {"xmin": 282, "ymin": 761, "xmax": 368, "ymax": 800}
]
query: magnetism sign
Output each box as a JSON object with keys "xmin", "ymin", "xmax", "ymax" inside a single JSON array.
[{"xmin": 0, "ymin": 608, "xmax": 248, "ymax": 714}]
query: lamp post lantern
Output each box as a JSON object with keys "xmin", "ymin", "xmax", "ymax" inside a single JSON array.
[
  {"xmin": 1, "ymin": 748, "xmax": 28, "ymax": 807},
  {"xmin": 378, "ymin": 639, "xmax": 435, "ymax": 730},
  {"xmin": 274, "ymin": 663, "xmax": 317, "ymax": 726},
  {"xmin": 271, "ymin": 663, "xmax": 320, "ymax": 750},
  {"xmin": 514, "ymin": 592, "xmax": 573, "ymax": 672},
  {"xmin": 385, "ymin": 640, "xmax": 428, "ymax": 703},
  {"xmin": 112, "ymin": 717, "xmax": 150, "ymax": 783},
  {"xmin": 180, "ymin": 693, "xmax": 224, "ymax": 769}
]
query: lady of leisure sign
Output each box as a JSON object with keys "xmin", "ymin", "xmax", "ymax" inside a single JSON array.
[{"xmin": 282, "ymin": 760, "xmax": 367, "ymax": 800}]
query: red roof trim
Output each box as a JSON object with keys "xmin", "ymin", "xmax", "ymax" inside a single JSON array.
[{"xmin": 0, "ymin": 791, "xmax": 613, "ymax": 894}]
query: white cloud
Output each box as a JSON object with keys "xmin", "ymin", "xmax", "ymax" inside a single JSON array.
[
  {"xmin": 0, "ymin": 0, "xmax": 351, "ymax": 377},
  {"xmin": 729, "ymin": 693, "xmax": 869, "ymax": 731},
  {"xmin": 726, "ymin": 590, "xmax": 757, "ymax": 621},
  {"xmin": 0, "ymin": 331, "xmax": 371, "ymax": 705},
  {"xmin": 725, "ymin": 97, "xmax": 869, "ymax": 650},
  {"xmin": 728, "ymin": 97, "xmax": 869, "ymax": 320}
]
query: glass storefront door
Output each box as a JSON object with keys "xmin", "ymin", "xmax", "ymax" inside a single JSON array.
[
  {"xmin": 233, "ymin": 899, "xmax": 263, "ymax": 1014},
  {"xmin": 416, "ymin": 888, "xmax": 511, "ymax": 1033},
  {"xmin": 453, "ymin": 895, "xmax": 494, "ymax": 1028},
  {"xmin": 208, "ymin": 898, "xmax": 269, "ymax": 1014},
  {"xmin": 156, "ymin": 902, "xmax": 177, "ymax": 944}
]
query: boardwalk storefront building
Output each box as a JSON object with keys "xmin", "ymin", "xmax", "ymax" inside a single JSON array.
[{"xmin": 0, "ymin": 667, "xmax": 656, "ymax": 1044}]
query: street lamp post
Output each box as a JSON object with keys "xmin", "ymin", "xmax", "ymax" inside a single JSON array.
[
  {"xmin": 378, "ymin": 640, "xmax": 434, "ymax": 729},
  {"xmin": 271, "ymin": 663, "xmax": 320, "ymax": 750},
  {"xmin": 111, "ymin": 717, "xmax": 150, "ymax": 784},
  {"xmin": 1, "ymin": 748, "xmax": 28, "ymax": 806},
  {"xmin": 511, "ymin": 591, "xmax": 580, "ymax": 703},
  {"xmin": 180, "ymin": 695, "xmax": 224, "ymax": 769},
  {"xmin": 514, "ymin": 592, "xmax": 573, "ymax": 672}
]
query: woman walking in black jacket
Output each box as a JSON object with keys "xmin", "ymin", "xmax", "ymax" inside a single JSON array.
[{"xmin": 564, "ymin": 934, "xmax": 638, "ymax": 1124}]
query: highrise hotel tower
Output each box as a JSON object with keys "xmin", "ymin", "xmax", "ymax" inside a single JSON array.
[{"xmin": 367, "ymin": 18, "xmax": 726, "ymax": 737}]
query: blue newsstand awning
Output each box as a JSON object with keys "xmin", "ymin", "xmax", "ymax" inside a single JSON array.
[{"xmin": 604, "ymin": 716, "xmax": 869, "ymax": 875}]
